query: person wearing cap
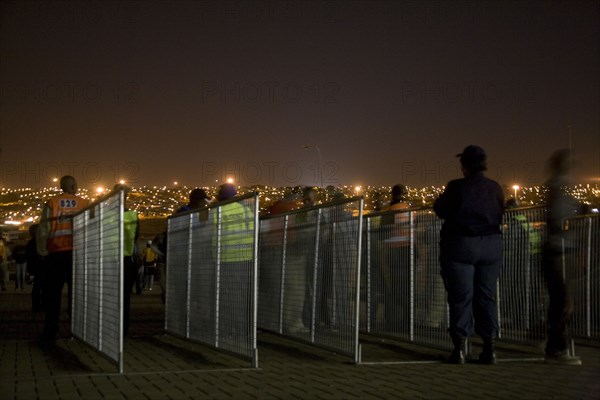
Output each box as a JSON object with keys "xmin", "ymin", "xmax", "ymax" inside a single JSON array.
[
  {"xmin": 214, "ymin": 183, "xmax": 255, "ymax": 339},
  {"xmin": 434, "ymin": 145, "xmax": 504, "ymax": 364},
  {"xmin": 37, "ymin": 175, "xmax": 89, "ymax": 344},
  {"xmin": 174, "ymin": 188, "xmax": 210, "ymax": 214}
]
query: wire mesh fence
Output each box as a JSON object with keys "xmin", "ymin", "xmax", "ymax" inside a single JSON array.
[
  {"xmin": 72, "ymin": 190, "xmax": 123, "ymax": 372},
  {"xmin": 165, "ymin": 193, "xmax": 259, "ymax": 367},
  {"xmin": 257, "ymin": 197, "xmax": 364, "ymax": 362}
]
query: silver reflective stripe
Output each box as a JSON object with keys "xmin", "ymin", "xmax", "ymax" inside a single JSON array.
[{"xmin": 48, "ymin": 229, "xmax": 73, "ymax": 238}]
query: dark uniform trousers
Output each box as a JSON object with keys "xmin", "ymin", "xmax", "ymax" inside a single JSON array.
[
  {"xmin": 440, "ymin": 234, "xmax": 502, "ymax": 341},
  {"xmin": 42, "ymin": 251, "xmax": 73, "ymax": 338}
]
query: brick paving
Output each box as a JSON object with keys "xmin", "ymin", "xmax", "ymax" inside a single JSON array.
[{"xmin": 1, "ymin": 285, "xmax": 599, "ymax": 399}]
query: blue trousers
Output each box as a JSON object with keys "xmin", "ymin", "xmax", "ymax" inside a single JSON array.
[{"xmin": 440, "ymin": 234, "xmax": 502, "ymax": 341}]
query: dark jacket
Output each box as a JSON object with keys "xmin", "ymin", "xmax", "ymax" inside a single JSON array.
[{"xmin": 434, "ymin": 173, "xmax": 504, "ymax": 239}]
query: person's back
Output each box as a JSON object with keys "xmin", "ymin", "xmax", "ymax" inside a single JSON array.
[
  {"xmin": 37, "ymin": 175, "xmax": 89, "ymax": 344},
  {"xmin": 435, "ymin": 175, "xmax": 504, "ymax": 238}
]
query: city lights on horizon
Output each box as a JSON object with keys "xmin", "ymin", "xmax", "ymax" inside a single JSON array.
[{"xmin": 1, "ymin": 183, "xmax": 599, "ymax": 225}]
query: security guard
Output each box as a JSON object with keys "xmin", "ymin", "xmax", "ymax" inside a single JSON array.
[
  {"xmin": 434, "ymin": 145, "xmax": 504, "ymax": 364},
  {"xmin": 37, "ymin": 175, "xmax": 89, "ymax": 344}
]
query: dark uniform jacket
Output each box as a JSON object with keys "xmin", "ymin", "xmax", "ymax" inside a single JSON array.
[{"xmin": 434, "ymin": 173, "xmax": 504, "ymax": 239}]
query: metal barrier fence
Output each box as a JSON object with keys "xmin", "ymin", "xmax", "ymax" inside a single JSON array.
[
  {"xmin": 72, "ymin": 190, "xmax": 124, "ymax": 373},
  {"xmin": 499, "ymin": 207, "xmax": 547, "ymax": 344},
  {"xmin": 361, "ymin": 209, "xmax": 451, "ymax": 350},
  {"xmin": 257, "ymin": 197, "xmax": 364, "ymax": 363},
  {"xmin": 568, "ymin": 215, "xmax": 600, "ymax": 341},
  {"xmin": 165, "ymin": 193, "xmax": 259, "ymax": 367},
  {"xmin": 361, "ymin": 206, "xmax": 600, "ymax": 353}
]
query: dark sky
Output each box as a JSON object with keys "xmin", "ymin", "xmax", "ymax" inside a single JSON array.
[{"xmin": 1, "ymin": 1, "xmax": 599, "ymax": 189}]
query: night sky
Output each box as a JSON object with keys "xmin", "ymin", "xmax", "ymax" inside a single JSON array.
[{"xmin": 1, "ymin": 1, "xmax": 598, "ymax": 189}]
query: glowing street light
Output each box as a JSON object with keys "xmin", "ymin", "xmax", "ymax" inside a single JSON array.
[
  {"xmin": 512, "ymin": 184, "xmax": 520, "ymax": 199},
  {"xmin": 119, "ymin": 179, "xmax": 126, "ymax": 185},
  {"xmin": 96, "ymin": 186, "xmax": 105, "ymax": 194},
  {"xmin": 226, "ymin": 177, "xmax": 234, "ymax": 184},
  {"xmin": 355, "ymin": 185, "xmax": 362, "ymax": 195}
]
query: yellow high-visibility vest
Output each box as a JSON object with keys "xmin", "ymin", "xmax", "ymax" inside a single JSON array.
[
  {"xmin": 123, "ymin": 210, "xmax": 138, "ymax": 257},
  {"xmin": 215, "ymin": 202, "xmax": 254, "ymax": 263}
]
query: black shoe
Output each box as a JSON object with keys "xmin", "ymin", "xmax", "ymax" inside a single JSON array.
[
  {"xmin": 478, "ymin": 350, "xmax": 497, "ymax": 364},
  {"xmin": 447, "ymin": 348, "xmax": 465, "ymax": 364}
]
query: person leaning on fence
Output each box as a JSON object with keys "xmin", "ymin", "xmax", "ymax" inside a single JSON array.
[
  {"xmin": 36, "ymin": 175, "xmax": 89, "ymax": 345},
  {"xmin": 214, "ymin": 183, "xmax": 255, "ymax": 338},
  {"xmin": 434, "ymin": 145, "xmax": 504, "ymax": 365},
  {"xmin": 541, "ymin": 149, "xmax": 582, "ymax": 365},
  {"xmin": 175, "ymin": 188, "xmax": 210, "ymax": 214},
  {"xmin": 113, "ymin": 184, "xmax": 140, "ymax": 336}
]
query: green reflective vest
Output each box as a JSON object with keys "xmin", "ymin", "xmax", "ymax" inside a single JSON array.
[
  {"xmin": 215, "ymin": 202, "xmax": 254, "ymax": 263},
  {"xmin": 123, "ymin": 210, "xmax": 138, "ymax": 257},
  {"xmin": 514, "ymin": 214, "xmax": 542, "ymax": 254}
]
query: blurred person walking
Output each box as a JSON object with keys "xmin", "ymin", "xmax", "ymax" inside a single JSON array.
[
  {"xmin": 37, "ymin": 175, "xmax": 89, "ymax": 344},
  {"xmin": 13, "ymin": 241, "xmax": 27, "ymax": 290},
  {"xmin": 26, "ymin": 224, "xmax": 44, "ymax": 311},
  {"xmin": 434, "ymin": 145, "xmax": 504, "ymax": 364},
  {"xmin": 542, "ymin": 149, "xmax": 582, "ymax": 365}
]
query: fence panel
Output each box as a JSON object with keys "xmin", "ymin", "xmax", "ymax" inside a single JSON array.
[
  {"xmin": 258, "ymin": 198, "xmax": 364, "ymax": 362},
  {"xmin": 72, "ymin": 191, "xmax": 123, "ymax": 372},
  {"xmin": 362, "ymin": 209, "xmax": 451, "ymax": 350},
  {"xmin": 499, "ymin": 207, "xmax": 547, "ymax": 344},
  {"xmin": 165, "ymin": 194, "xmax": 259, "ymax": 367},
  {"xmin": 567, "ymin": 215, "xmax": 600, "ymax": 340},
  {"xmin": 362, "ymin": 205, "xmax": 599, "ymax": 353}
]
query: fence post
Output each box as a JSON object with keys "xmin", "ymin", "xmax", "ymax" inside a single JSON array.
[
  {"xmin": 252, "ymin": 194, "xmax": 260, "ymax": 368},
  {"xmin": 185, "ymin": 213, "xmax": 193, "ymax": 339},
  {"xmin": 98, "ymin": 200, "xmax": 104, "ymax": 352},
  {"xmin": 118, "ymin": 191, "xmax": 124, "ymax": 374},
  {"xmin": 586, "ymin": 217, "xmax": 592, "ymax": 338},
  {"xmin": 279, "ymin": 215, "xmax": 289, "ymax": 334},
  {"xmin": 215, "ymin": 205, "xmax": 222, "ymax": 347},
  {"xmin": 310, "ymin": 208, "xmax": 322, "ymax": 342},
  {"xmin": 409, "ymin": 211, "xmax": 414, "ymax": 342},
  {"xmin": 354, "ymin": 198, "xmax": 364, "ymax": 364}
]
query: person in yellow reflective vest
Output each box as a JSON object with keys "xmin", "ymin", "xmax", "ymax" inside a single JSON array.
[
  {"xmin": 142, "ymin": 241, "xmax": 157, "ymax": 290},
  {"xmin": 214, "ymin": 183, "xmax": 254, "ymax": 340},
  {"xmin": 37, "ymin": 175, "xmax": 89, "ymax": 344},
  {"xmin": 113, "ymin": 184, "xmax": 140, "ymax": 337}
]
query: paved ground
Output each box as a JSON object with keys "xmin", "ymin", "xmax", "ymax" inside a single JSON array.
[{"xmin": 1, "ymin": 285, "xmax": 599, "ymax": 399}]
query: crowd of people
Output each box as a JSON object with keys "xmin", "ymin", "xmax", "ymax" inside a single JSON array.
[{"xmin": 0, "ymin": 146, "xmax": 584, "ymax": 366}]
